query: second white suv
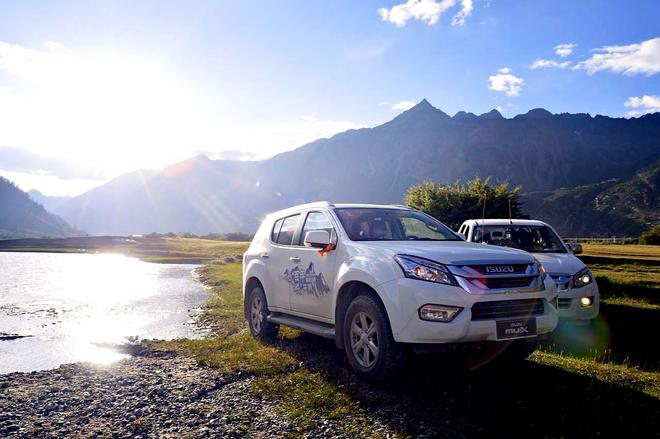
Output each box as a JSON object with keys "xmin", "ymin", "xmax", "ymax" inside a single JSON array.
[
  {"xmin": 243, "ymin": 203, "xmax": 558, "ymax": 380},
  {"xmin": 457, "ymin": 219, "xmax": 599, "ymax": 324}
]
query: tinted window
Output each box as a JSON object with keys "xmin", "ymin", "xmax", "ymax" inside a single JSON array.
[
  {"xmin": 275, "ymin": 214, "xmax": 300, "ymax": 245},
  {"xmin": 271, "ymin": 218, "xmax": 284, "ymax": 242},
  {"xmin": 334, "ymin": 208, "xmax": 459, "ymax": 241},
  {"xmin": 472, "ymin": 225, "xmax": 566, "ymax": 253},
  {"xmin": 301, "ymin": 212, "xmax": 335, "ymax": 245}
]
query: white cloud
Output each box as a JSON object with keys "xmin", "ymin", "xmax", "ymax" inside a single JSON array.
[
  {"xmin": 530, "ymin": 58, "xmax": 571, "ymax": 69},
  {"xmin": 574, "ymin": 37, "xmax": 660, "ymax": 76},
  {"xmin": 0, "ymin": 169, "xmax": 101, "ymax": 196},
  {"xmin": 488, "ymin": 67, "xmax": 524, "ymax": 96},
  {"xmin": 391, "ymin": 101, "xmax": 416, "ymax": 111},
  {"xmin": 43, "ymin": 41, "xmax": 65, "ymax": 50},
  {"xmin": 301, "ymin": 114, "xmax": 319, "ymax": 122},
  {"xmin": 554, "ymin": 43, "xmax": 575, "ymax": 57},
  {"xmin": 378, "ymin": 0, "xmax": 473, "ymax": 27},
  {"xmin": 451, "ymin": 0, "xmax": 473, "ymax": 26},
  {"xmin": 624, "ymin": 95, "xmax": 660, "ymax": 117}
]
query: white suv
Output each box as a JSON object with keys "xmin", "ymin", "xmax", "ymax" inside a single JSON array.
[
  {"xmin": 458, "ymin": 219, "xmax": 599, "ymax": 324},
  {"xmin": 243, "ymin": 203, "xmax": 558, "ymax": 380}
]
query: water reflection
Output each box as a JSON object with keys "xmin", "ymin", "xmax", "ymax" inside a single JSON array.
[{"xmin": 0, "ymin": 252, "xmax": 208, "ymax": 373}]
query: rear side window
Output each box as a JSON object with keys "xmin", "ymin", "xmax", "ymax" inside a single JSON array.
[
  {"xmin": 275, "ymin": 214, "xmax": 300, "ymax": 245},
  {"xmin": 271, "ymin": 218, "xmax": 284, "ymax": 242}
]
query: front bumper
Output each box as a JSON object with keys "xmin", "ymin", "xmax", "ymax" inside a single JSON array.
[
  {"xmin": 377, "ymin": 276, "xmax": 558, "ymax": 344},
  {"xmin": 555, "ymin": 281, "xmax": 600, "ymax": 321}
]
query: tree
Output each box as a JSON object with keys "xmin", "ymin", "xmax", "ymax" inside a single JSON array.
[
  {"xmin": 405, "ymin": 176, "xmax": 527, "ymax": 230},
  {"xmin": 640, "ymin": 225, "xmax": 660, "ymax": 245}
]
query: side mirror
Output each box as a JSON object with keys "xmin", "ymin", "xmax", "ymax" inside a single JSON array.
[
  {"xmin": 304, "ymin": 230, "xmax": 331, "ymax": 249},
  {"xmin": 567, "ymin": 243, "xmax": 583, "ymax": 254},
  {"xmin": 457, "ymin": 232, "xmax": 467, "ymax": 240}
]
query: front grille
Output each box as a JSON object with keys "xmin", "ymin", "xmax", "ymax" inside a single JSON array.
[
  {"xmin": 471, "ymin": 299, "xmax": 545, "ymax": 321},
  {"xmin": 467, "ymin": 264, "xmax": 530, "ymax": 275},
  {"xmin": 484, "ymin": 276, "xmax": 536, "ymax": 289},
  {"xmin": 557, "ymin": 298, "xmax": 572, "ymax": 309}
]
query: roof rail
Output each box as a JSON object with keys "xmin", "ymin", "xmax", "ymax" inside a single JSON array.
[{"xmin": 267, "ymin": 201, "xmax": 333, "ymax": 217}]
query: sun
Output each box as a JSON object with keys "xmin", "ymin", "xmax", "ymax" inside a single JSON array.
[{"xmin": 0, "ymin": 46, "xmax": 220, "ymax": 178}]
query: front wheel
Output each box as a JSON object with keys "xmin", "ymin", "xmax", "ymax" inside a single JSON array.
[
  {"xmin": 247, "ymin": 286, "xmax": 279, "ymax": 342},
  {"xmin": 343, "ymin": 294, "xmax": 403, "ymax": 381}
]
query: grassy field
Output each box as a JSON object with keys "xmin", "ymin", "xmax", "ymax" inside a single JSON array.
[
  {"xmin": 156, "ymin": 239, "xmax": 660, "ymax": 437},
  {"xmin": 3, "ymin": 237, "xmax": 657, "ymax": 435}
]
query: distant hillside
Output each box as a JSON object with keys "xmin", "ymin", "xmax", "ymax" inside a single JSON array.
[
  {"xmin": 0, "ymin": 177, "xmax": 81, "ymax": 239},
  {"xmin": 28, "ymin": 189, "xmax": 72, "ymax": 213},
  {"xmin": 48, "ymin": 100, "xmax": 660, "ymax": 236},
  {"xmin": 524, "ymin": 162, "xmax": 660, "ymax": 237}
]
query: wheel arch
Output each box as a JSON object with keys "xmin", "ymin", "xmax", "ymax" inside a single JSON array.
[
  {"xmin": 334, "ymin": 280, "xmax": 391, "ymax": 349},
  {"xmin": 244, "ymin": 276, "xmax": 264, "ymax": 320}
]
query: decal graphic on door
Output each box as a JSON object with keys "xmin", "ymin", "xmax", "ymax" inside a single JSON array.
[{"xmin": 282, "ymin": 262, "xmax": 330, "ymax": 297}]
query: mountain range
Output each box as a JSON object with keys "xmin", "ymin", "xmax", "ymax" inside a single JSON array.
[
  {"xmin": 0, "ymin": 177, "xmax": 79, "ymax": 239},
  {"xmin": 17, "ymin": 100, "xmax": 660, "ymax": 237}
]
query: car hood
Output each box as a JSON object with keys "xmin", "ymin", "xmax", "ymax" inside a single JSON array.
[
  {"xmin": 530, "ymin": 252, "xmax": 586, "ymax": 276},
  {"xmin": 352, "ymin": 240, "xmax": 536, "ymax": 265}
]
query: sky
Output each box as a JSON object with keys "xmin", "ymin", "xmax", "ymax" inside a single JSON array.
[{"xmin": 0, "ymin": 0, "xmax": 659, "ymax": 196}]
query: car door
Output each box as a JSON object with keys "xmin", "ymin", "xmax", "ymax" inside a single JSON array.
[
  {"xmin": 265, "ymin": 213, "xmax": 303, "ymax": 312},
  {"xmin": 287, "ymin": 210, "xmax": 339, "ymax": 320}
]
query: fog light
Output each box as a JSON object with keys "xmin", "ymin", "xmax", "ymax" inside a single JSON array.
[
  {"xmin": 579, "ymin": 297, "xmax": 593, "ymax": 308},
  {"xmin": 419, "ymin": 304, "xmax": 462, "ymax": 322}
]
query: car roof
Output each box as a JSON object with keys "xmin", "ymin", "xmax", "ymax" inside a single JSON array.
[
  {"xmin": 332, "ymin": 203, "xmax": 410, "ymax": 210},
  {"xmin": 266, "ymin": 202, "xmax": 410, "ymax": 219},
  {"xmin": 462, "ymin": 219, "xmax": 550, "ymax": 227}
]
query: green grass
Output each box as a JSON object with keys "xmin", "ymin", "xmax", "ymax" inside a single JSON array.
[
  {"xmin": 9, "ymin": 237, "xmax": 658, "ymax": 435},
  {"xmin": 153, "ymin": 240, "xmax": 660, "ymax": 436},
  {"xmin": 578, "ymin": 244, "xmax": 660, "ymax": 309}
]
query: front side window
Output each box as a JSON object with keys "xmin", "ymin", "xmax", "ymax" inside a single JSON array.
[
  {"xmin": 300, "ymin": 211, "xmax": 336, "ymax": 245},
  {"xmin": 472, "ymin": 225, "xmax": 566, "ymax": 253},
  {"xmin": 334, "ymin": 208, "xmax": 459, "ymax": 241},
  {"xmin": 274, "ymin": 214, "xmax": 300, "ymax": 245}
]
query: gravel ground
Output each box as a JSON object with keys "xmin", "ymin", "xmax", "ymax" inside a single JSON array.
[{"xmin": 0, "ymin": 345, "xmax": 364, "ymax": 438}]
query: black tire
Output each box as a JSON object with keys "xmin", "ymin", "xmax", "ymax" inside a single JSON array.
[
  {"xmin": 247, "ymin": 286, "xmax": 279, "ymax": 342},
  {"xmin": 343, "ymin": 294, "xmax": 403, "ymax": 381}
]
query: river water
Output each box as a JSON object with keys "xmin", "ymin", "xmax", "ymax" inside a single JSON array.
[{"xmin": 0, "ymin": 252, "xmax": 208, "ymax": 373}]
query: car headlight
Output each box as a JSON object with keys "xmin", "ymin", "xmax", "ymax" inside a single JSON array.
[
  {"xmin": 394, "ymin": 254, "xmax": 456, "ymax": 285},
  {"xmin": 572, "ymin": 268, "xmax": 593, "ymax": 288}
]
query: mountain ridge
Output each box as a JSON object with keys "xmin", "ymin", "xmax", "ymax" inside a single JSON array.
[
  {"xmin": 0, "ymin": 177, "xmax": 81, "ymax": 239},
  {"xmin": 46, "ymin": 99, "xmax": 660, "ymax": 236}
]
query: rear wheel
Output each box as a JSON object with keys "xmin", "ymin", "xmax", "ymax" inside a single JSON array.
[
  {"xmin": 343, "ymin": 294, "xmax": 403, "ymax": 381},
  {"xmin": 247, "ymin": 286, "xmax": 279, "ymax": 342}
]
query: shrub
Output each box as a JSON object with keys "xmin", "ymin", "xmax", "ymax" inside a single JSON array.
[{"xmin": 639, "ymin": 225, "xmax": 660, "ymax": 245}]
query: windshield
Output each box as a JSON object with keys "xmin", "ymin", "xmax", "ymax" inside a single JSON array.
[
  {"xmin": 334, "ymin": 208, "xmax": 460, "ymax": 241},
  {"xmin": 472, "ymin": 224, "xmax": 566, "ymax": 253}
]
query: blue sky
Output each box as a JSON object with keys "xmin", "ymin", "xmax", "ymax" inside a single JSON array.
[{"xmin": 0, "ymin": 0, "xmax": 659, "ymax": 195}]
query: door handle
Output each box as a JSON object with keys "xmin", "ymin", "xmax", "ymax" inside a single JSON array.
[
  {"xmin": 260, "ymin": 252, "xmax": 269, "ymax": 258},
  {"xmin": 290, "ymin": 256, "xmax": 301, "ymax": 263}
]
